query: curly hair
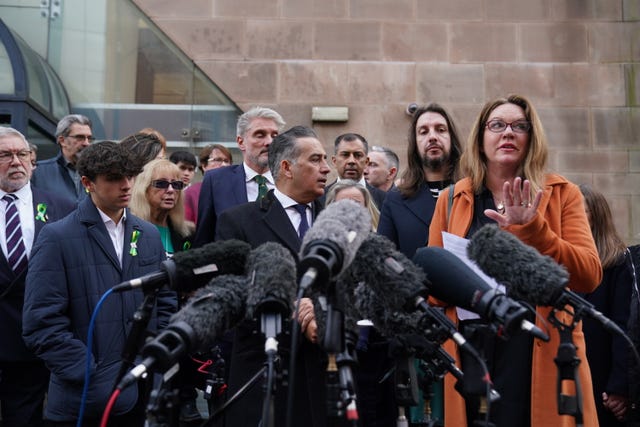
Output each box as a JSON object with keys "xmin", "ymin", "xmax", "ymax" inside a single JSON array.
[
  {"xmin": 76, "ymin": 141, "xmax": 143, "ymax": 181},
  {"xmin": 120, "ymin": 131, "xmax": 166, "ymax": 165}
]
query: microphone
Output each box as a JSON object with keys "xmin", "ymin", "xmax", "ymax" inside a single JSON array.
[
  {"xmin": 245, "ymin": 242, "xmax": 297, "ymax": 344},
  {"xmin": 298, "ymin": 199, "xmax": 371, "ymax": 291},
  {"xmin": 117, "ymin": 274, "xmax": 249, "ymax": 389},
  {"xmin": 467, "ymin": 224, "xmax": 623, "ymax": 336},
  {"xmin": 343, "ymin": 234, "xmax": 482, "ymax": 354},
  {"xmin": 412, "ymin": 246, "xmax": 550, "ymax": 342},
  {"xmin": 112, "ymin": 239, "xmax": 251, "ymax": 293}
]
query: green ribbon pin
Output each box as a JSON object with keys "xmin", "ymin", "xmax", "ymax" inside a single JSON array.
[
  {"xmin": 35, "ymin": 203, "xmax": 47, "ymax": 222},
  {"xmin": 130, "ymin": 230, "xmax": 140, "ymax": 256}
]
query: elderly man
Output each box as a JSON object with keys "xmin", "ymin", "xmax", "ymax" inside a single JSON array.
[
  {"xmin": 31, "ymin": 114, "xmax": 93, "ymax": 205},
  {"xmin": 0, "ymin": 128, "xmax": 75, "ymax": 427}
]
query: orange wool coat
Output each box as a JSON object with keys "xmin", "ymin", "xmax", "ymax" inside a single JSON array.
[{"xmin": 428, "ymin": 174, "xmax": 602, "ymax": 427}]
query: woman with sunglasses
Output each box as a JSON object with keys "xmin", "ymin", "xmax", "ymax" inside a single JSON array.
[
  {"xmin": 129, "ymin": 159, "xmax": 204, "ymax": 422},
  {"xmin": 426, "ymin": 94, "xmax": 602, "ymax": 427},
  {"xmin": 130, "ymin": 159, "xmax": 193, "ymax": 257}
]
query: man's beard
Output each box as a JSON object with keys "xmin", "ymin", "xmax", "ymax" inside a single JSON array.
[{"xmin": 422, "ymin": 151, "xmax": 450, "ymax": 172}]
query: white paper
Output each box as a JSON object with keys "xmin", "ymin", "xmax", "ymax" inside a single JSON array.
[{"xmin": 441, "ymin": 231, "xmax": 505, "ymax": 320}]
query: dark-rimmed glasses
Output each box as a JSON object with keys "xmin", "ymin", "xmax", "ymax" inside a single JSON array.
[
  {"xmin": 0, "ymin": 150, "xmax": 32, "ymax": 164},
  {"xmin": 150, "ymin": 180, "xmax": 185, "ymax": 190},
  {"xmin": 486, "ymin": 119, "xmax": 531, "ymax": 134},
  {"xmin": 66, "ymin": 134, "xmax": 95, "ymax": 142}
]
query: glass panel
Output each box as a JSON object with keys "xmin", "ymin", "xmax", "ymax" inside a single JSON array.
[
  {"xmin": 13, "ymin": 34, "xmax": 50, "ymax": 111},
  {"xmin": 0, "ymin": 36, "xmax": 14, "ymax": 94},
  {"xmin": 0, "ymin": 0, "xmax": 241, "ymax": 153}
]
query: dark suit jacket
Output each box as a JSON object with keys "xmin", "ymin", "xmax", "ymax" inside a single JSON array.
[
  {"xmin": 22, "ymin": 197, "xmax": 176, "ymax": 421},
  {"xmin": 0, "ymin": 186, "xmax": 75, "ymax": 362},
  {"xmin": 215, "ymin": 190, "xmax": 328, "ymax": 427},
  {"xmin": 323, "ymin": 180, "xmax": 387, "ymax": 212},
  {"xmin": 31, "ymin": 153, "xmax": 86, "ymax": 206},
  {"xmin": 377, "ymin": 184, "xmax": 437, "ymax": 259},
  {"xmin": 194, "ymin": 165, "xmax": 248, "ymax": 247}
]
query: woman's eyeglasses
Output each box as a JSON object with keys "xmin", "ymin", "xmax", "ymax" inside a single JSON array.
[
  {"xmin": 150, "ymin": 180, "xmax": 185, "ymax": 190},
  {"xmin": 486, "ymin": 119, "xmax": 531, "ymax": 134}
]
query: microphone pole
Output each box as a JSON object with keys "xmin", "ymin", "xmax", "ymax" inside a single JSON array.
[
  {"xmin": 548, "ymin": 305, "xmax": 584, "ymax": 427},
  {"xmin": 323, "ymin": 283, "xmax": 358, "ymax": 426},
  {"xmin": 113, "ymin": 292, "xmax": 157, "ymax": 390}
]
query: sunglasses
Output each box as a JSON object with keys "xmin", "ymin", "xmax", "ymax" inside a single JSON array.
[{"xmin": 150, "ymin": 179, "xmax": 185, "ymax": 190}]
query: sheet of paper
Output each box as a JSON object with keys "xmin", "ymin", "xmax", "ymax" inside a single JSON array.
[{"xmin": 441, "ymin": 231, "xmax": 505, "ymax": 320}]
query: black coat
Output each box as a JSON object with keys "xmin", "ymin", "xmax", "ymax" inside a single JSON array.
[
  {"xmin": 0, "ymin": 186, "xmax": 75, "ymax": 362},
  {"xmin": 215, "ymin": 190, "xmax": 328, "ymax": 427}
]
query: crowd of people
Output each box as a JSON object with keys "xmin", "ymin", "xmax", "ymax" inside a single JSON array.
[{"xmin": 0, "ymin": 94, "xmax": 639, "ymax": 427}]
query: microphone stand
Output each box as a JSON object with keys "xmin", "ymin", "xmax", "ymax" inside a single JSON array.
[
  {"xmin": 548, "ymin": 307, "xmax": 584, "ymax": 427},
  {"xmin": 259, "ymin": 310, "xmax": 282, "ymax": 427},
  {"xmin": 323, "ymin": 285, "xmax": 359, "ymax": 426},
  {"xmin": 114, "ymin": 292, "xmax": 157, "ymax": 391}
]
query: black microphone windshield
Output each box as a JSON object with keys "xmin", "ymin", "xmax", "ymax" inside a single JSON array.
[
  {"xmin": 169, "ymin": 239, "xmax": 252, "ymax": 293},
  {"xmin": 467, "ymin": 225, "xmax": 569, "ymax": 305},
  {"xmin": 245, "ymin": 242, "xmax": 297, "ymax": 318},
  {"xmin": 299, "ymin": 199, "xmax": 370, "ymax": 290},
  {"xmin": 169, "ymin": 274, "xmax": 249, "ymax": 352},
  {"xmin": 342, "ymin": 233, "xmax": 428, "ymax": 313}
]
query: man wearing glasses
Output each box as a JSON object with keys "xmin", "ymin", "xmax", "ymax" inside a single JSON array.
[
  {"xmin": 0, "ymin": 127, "xmax": 75, "ymax": 427},
  {"xmin": 31, "ymin": 114, "xmax": 94, "ymax": 205}
]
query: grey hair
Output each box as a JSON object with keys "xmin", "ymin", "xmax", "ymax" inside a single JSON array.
[
  {"xmin": 0, "ymin": 127, "xmax": 29, "ymax": 149},
  {"xmin": 236, "ymin": 107, "xmax": 285, "ymax": 138},
  {"xmin": 55, "ymin": 114, "xmax": 92, "ymax": 138},
  {"xmin": 371, "ymin": 145, "xmax": 400, "ymax": 170}
]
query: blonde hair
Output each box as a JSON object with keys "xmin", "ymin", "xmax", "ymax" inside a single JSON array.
[
  {"xmin": 325, "ymin": 180, "xmax": 380, "ymax": 230},
  {"xmin": 130, "ymin": 159, "xmax": 193, "ymax": 237},
  {"xmin": 461, "ymin": 94, "xmax": 548, "ymax": 197}
]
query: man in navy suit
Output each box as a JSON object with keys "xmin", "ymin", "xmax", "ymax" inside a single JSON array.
[
  {"xmin": 324, "ymin": 133, "xmax": 387, "ymax": 210},
  {"xmin": 193, "ymin": 107, "xmax": 286, "ymax": 247},
  {"xmin": 31, "ymin": 114, "xmax": 93, "ymax": 206},
  {"xmin": 0, "ymin": 128, "xmax": 75, "ymax": 427},
  {"xmin": 23, "ymin": 141, "xmax": 176, "ymax": 426},
  {"xmin": 377, "ymin": 103, "xmax": 462, "ymax": 259},
  {"xmin": 215, "ymin": 125, "xmax": 330, "ymax": 427}
]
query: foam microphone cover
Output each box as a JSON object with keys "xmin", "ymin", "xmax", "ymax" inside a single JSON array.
[
  {"xmin": 169, "ymin": 274, "xmax": 249, "ymax": 352},
  {"xmin": 299, "ymin": 199, "xmax": 371, "ymax": 283},
  {"xmin": 467, "ymin": 224, "xmax": 569, "ymax": 305},
  {"xmin": 341, "ymin": 233, "xmax": 428, "ymax": 313},
  {"xmin": 245, "ymin": 241, "xmax": 297, "ymax": 318},
  {"xmin": 169, "ymin": 239, "xmax": 252, "ymax": 292}
]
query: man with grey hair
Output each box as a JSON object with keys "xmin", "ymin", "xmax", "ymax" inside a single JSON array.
[
  {"xmin": 31, "ymin": 114, "xmax": 94, "ymax": 205},
  {"xmin": 215, "ymin": 125, "xmax": 330, "ymax": 427},
  {"xmin": 193, "ymin": 106, "xmax": 285, "ymax": 247},
  {"xmin": 365, "ymin": 145, "xmax": 399, "ymax": 192},
  {"xmin": 0, "ymin": 127, "xmax": 74, "ymax": 427}
]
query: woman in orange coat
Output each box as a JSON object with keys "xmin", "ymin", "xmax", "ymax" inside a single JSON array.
[{"xmin": 428, "ymin": 94, "xmax": 602, "ymax": 427}]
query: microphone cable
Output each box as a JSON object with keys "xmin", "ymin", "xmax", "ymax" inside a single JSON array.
[
  {"xmin": 77, "ymin": 287, "xmax": 114, "ymax": 427},
  {"xmin": 99, "ymin": 388, "xmax": 121, "ymax": 427}
]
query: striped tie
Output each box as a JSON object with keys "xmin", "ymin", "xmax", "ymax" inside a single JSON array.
[{"xmin": 4, "ymin": 194, "xmax": 27, "ymax": 274}]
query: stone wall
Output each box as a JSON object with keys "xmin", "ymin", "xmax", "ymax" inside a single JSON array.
[{"xmin": 134, "ymin": 0, "xmax": 640, "ymax": 244}]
